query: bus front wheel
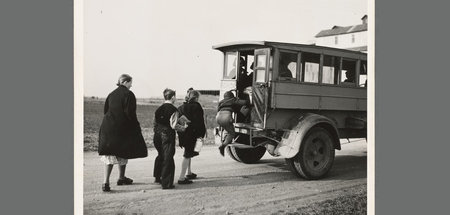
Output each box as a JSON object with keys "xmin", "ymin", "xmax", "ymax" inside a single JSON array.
[{"xmin": 286, "ymin": 127, "xmax": 335, "ymax": 180}]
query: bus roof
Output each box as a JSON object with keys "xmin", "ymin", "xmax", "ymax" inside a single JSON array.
[{"xmin": 212, "ymin": 41, "xmax": 367, "ymax": 58}]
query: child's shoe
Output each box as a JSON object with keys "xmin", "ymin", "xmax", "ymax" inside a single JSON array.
[
  {"xmin": 117, "ymin": 177, "xmax": 133, "ymax": 185},
  {"xmin": 102, "ymin": 183, "xmax": 111, "ymax": 192}
]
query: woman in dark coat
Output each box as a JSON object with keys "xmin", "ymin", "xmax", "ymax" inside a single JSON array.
[
  {"xmin": 98, "ymin": 74, "xmax": 147, "ymax": 192},
  {"xmin": 177, "ymin": 90, "xmax": 206, "ymax": 184}
]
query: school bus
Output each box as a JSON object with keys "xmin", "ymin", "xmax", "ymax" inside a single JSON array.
[{"xmin": 213, "ymin": 41, "xmax": 367, "ymax": 179}]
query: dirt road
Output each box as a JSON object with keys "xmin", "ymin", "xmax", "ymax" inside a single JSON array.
[{"xmin": 84, "ymin": 140, "xmax": 367, "ymax": 214}]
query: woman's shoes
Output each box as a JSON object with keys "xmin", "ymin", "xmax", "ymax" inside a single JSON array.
[
  {"xmin": 117, "ymin": 177, "xmax": 133, "ymax": 185},
  {"xmin": 103, "ymin": 177, "xmax": 132, "ymax": 191},
  {"xmin": 186, "ymin": 173, "xmax": 197, "ymax": 180},
  {"xmin": 177, "ymin": 178, "xmax": 193, "ymax": 185},
  {"xmin": 102, "ymin": 183, "xmax": 111, "ymax": 192},
  {"xmin": 154, "ymin": 177, "xmax": 161, "ymax": 184}
]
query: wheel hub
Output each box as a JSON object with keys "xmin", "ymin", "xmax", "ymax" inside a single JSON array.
[{"xmin": 306, "ymin": 138, "xmax": 328, "ymax": 170}]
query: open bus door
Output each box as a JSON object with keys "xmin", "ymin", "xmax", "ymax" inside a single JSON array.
[{"xmin": 252, "ymin": 48, "xmax": 271, "ymax": 128}]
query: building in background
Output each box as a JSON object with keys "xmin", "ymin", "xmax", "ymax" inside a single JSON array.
[{"xmin": 315, "ymin": 15, "xmax": 367, "ymax": 52}]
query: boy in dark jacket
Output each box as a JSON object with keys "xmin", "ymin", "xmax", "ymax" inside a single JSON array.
[
  {"xmin": 153, "ymin": 88, "xmax": 179, "ymax": 189},
  {"xmin": 215, "ymin": 91, "xmax": 249, "ymax": 156}
]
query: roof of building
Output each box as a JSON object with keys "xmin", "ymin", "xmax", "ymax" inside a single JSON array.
[
  {"xmin": 346, "ymin": 46, "xmax": 367, "ymax": 52},
  {"xmin": 315, "ymin": 23, "xmax": 367, "ymax": 38}
]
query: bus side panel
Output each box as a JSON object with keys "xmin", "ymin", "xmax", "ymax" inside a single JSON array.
[
  {"xmin": 271, "ymin": 82, "xmax": 367, "ymax": 111},
  {"xmin": 265, "ymin": 109, "xmax": 366, "ymax": 130}
]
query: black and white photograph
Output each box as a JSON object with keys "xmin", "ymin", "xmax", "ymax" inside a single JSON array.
[{"xmin": 77, "ymin": 0, "xmax": 373, "ymax": 214}]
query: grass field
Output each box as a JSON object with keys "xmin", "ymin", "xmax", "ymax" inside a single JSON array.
[
  {"xmin": 84, "ymin": 95, "xmax": 219, "ymax": 151},
  {"xmin": 289, "ymin": 185, "xmax": 367, "ymax": 214}
]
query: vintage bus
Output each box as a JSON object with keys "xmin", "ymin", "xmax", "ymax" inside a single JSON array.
[{"xmin": 213, "ymin": 41, "xmax": 367, "ymax": 179}]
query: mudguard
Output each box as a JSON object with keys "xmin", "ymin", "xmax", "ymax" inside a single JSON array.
[{"xmin": 275, "ymin": 113, "xmax": 340, "ymax": 158}]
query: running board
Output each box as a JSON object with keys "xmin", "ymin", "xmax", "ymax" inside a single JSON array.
[
  {"xmin": 228, "ymin": 143, "xmax": 256, "ymax": 149},
  {"xmin": 228, "ymin": 141, "xmax": 270, "ymax": 149}
]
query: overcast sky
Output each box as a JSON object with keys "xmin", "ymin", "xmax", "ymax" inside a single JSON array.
[{"xmin": 84, "ymin": 0, "xmax": 367, "ymax": 98}]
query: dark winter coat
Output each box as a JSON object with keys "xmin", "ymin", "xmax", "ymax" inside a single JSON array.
[
  {"xmin": 98, "ymin": 85, "xmax": 148, "ymax": 159},
  {"xmin": 177, "ymin": 101, "xmax": 206, "ymax": 150}
]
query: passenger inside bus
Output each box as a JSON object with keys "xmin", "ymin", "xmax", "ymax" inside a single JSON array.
[
  {"xmin": 341, "ymin": 60, "xmax": 357, "ymax": 86},
  {"xmin": 343, "ymin": 71, "xmax": 355, "ymax": 83},
  {"xmin": 236, "ymin": 57, "xmax": 253, "ymax": 124},
  {"xmin": 279, "ymin": 58, "xmax": 293, "ymax": 78},
  {"xmin": 340, "ymin": 71, "xmax": 356, "ymax": 86},
  {"xmin": 239, "ymin": 61, "xmax": 253, "ymax": 88},
  {"xmin": 228, "ymin": 57, "xmax": 249, "ymax": 80}
]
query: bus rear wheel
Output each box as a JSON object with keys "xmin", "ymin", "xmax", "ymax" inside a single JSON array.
[
  {"xmin": 226, "ymin": 146, "xmax": 239, "ymax": 162},
  {"xmin": 286, "ymin": 127, "xmax": 335, "ymax": 179},
  {"xmin": 228, "ymin": 146, "xmax": 266, "ymax": 164}
]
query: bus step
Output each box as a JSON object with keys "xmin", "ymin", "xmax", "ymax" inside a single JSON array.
[
  {"xmin": 228, "ymin": 143, "xmax": 257, "ymax": 149},
  {"xmin": 228, "ymin": 142, "xmax": 267, "ymax": 149}
]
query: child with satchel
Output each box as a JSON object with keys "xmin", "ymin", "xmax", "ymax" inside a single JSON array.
[{"xmin": 176, "ymin": 90, "xmax": 206, "ymax": 184}]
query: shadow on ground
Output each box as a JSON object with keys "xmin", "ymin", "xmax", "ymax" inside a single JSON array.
[
  {"xmin": 91, "ymin": 153, "xmax": 367, "ymax": 194},
  {"xmin": 173, "ymin": 154, "xmax": 367, "ymax": 190}
]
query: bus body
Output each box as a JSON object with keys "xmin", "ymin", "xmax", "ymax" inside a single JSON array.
[{"xmin": 213, "ymin": 41, "xmax": 367, "ymax": 179}]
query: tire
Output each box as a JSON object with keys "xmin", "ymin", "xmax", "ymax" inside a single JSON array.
[
  {"xmin": 228, "ymin": 146, "xmax": 266, "ymax": 164},
  {"xmin": 226, "ymin": 146, "xmax": 239, "ymax": 162},
  {"xmin": 286, "ymin": 127, "xmax": 335, "ymax": 180}
]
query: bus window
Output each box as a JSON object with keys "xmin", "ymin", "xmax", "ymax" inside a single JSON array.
[
  {"xmin": 247, "ymin": 55, "xmax": 255, "ymax": 74},
  {"xmin": 278, "ymin": 51, "xmax": 297, "ymax": 81},
  {"xmin": 302, "ymin": 52, "xmax": 320, "ymax": 83},
  {"xmin": 340, "ymin": 59, "xmax": 357, "ymax": 86},
  {"xmin": 224, "ymin": 52, "xmax": 237, "ymax": 79},
  {"xmin": 322, "ymin": 55, "xmax": 339, "ymax": 84},
  {"xmin": 359, "ymin": 60, "xmax": 367, "ymax": 87},
  {"xmin": 255, "ymin": 54, "xmax": 267, "ymax": 82}
]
